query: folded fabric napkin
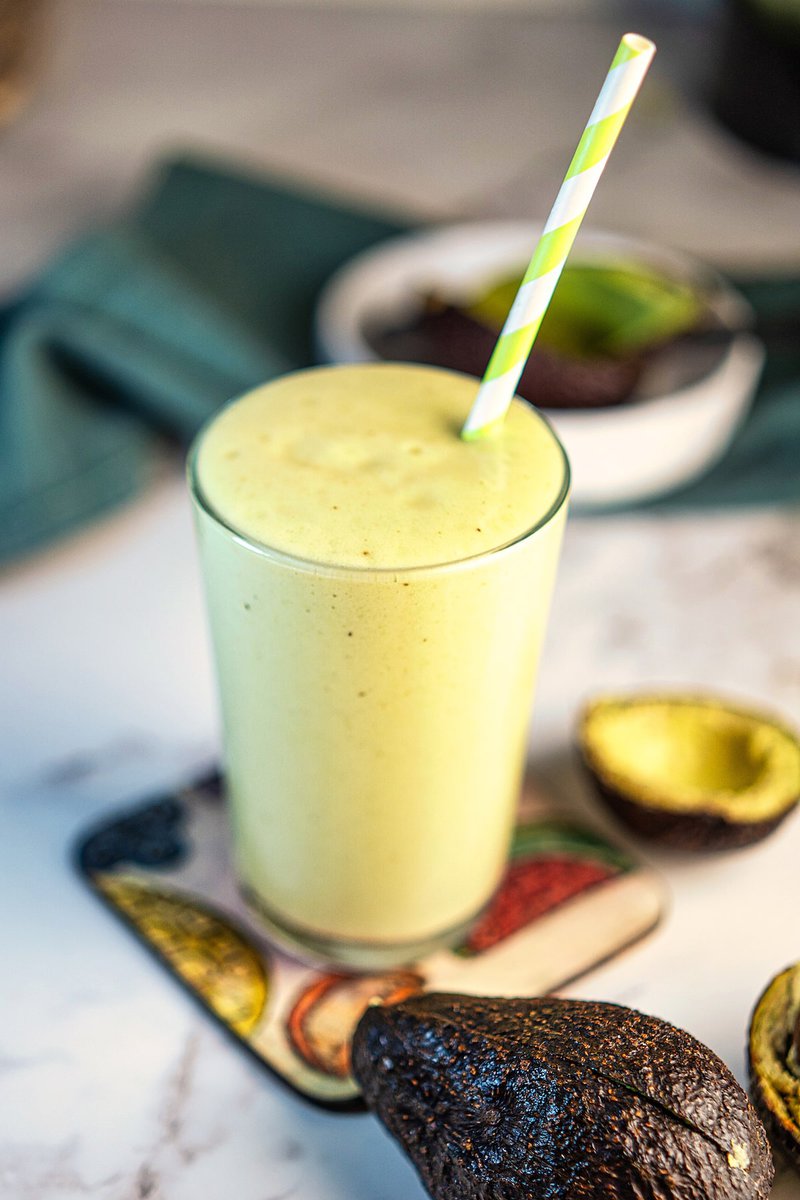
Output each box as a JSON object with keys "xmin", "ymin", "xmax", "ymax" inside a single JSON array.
[
  {"xmin": 1, "ymin": 154, "xmax": 798, "ymax": 563},
  {"xmin": 0, "ymin": 156, "xmax": 406, "ymax": 563}
]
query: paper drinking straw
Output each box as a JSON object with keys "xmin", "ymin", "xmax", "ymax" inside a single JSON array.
[{"xmin": 462, "ymin": 32, "xmax": 656, "ymax": 439}]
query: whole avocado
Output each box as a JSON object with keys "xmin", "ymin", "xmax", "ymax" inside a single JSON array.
[{"xmin": 352, "ymin": 993, "xmax": 773, "ymax": 1200}]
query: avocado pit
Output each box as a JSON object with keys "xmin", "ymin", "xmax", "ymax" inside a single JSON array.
[{"xmin": 579, "ymin": 693, "xmax": 800, "ymax": 850}]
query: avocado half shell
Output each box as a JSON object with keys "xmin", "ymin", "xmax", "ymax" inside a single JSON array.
[
  {"xmin": 749, "ymin": 963, "xmax": 800, "ymax": 1173},
  {"xmin": 353, "ymin": 992, "xmax": 773, "ymax": 1200},
  {"xmin": 578, "ymin": 693, "xmax": 800, "ymax": 851}
]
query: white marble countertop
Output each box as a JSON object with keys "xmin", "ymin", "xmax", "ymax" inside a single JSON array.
[{"xmin": 1, "ymin": 2, "xmax": 799, "ymax": 1197}]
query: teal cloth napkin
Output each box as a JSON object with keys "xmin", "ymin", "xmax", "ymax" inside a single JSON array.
[
  {"xmin": 0, "ymin": 157, "xmax": 407, "ymax": 562},
  {"xmin": 1, "ymin": 154, "xmax": 798, "ymax": 563}
]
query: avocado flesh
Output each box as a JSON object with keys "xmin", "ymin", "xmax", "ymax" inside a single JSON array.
[
  {"xmin": 353, "ymin": 992, "xmax": 773, "ymax": 1200},
  {"xmin": 579, "ymin": 697, "xmax": 800, "ymax": 848},
  {"xmin": 749, "ymin": 964, "xmax": 800, "ymax": 1173},
  {"xmin": 468, "ymin": 260, "xmax": 705, "ymax": 359}
]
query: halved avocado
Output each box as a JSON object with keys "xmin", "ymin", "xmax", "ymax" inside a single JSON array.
[
  {"xmin": 579, "ymin": 694, "xmax": 800, "ymax": 850},
  {"xmin": 353, "ymin": 992, "xmax": 773, "ymax": 1200},
  {"xmin": 749, "ymin": 963, "xmax": 800, "ymax": 1173}
]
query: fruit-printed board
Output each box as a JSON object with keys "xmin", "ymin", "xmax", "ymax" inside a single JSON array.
[{"xmin": 75, "ymin": 772, "xmax": 665, "ymax": 1109}]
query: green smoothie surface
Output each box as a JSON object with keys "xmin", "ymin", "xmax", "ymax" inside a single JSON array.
[{"xmin": 195, "ymin": 363, "xmax": 566, "ymax": 570}]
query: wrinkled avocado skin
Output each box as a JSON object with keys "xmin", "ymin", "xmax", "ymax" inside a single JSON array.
[{"xmin": 353, "ymin": 993, "xmax": 773, "ymax": 1200}]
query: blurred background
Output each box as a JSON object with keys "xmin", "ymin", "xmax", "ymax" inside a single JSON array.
[{"xmin": 1, "ymin": 0, "xmax": 798, "ymax": 295}]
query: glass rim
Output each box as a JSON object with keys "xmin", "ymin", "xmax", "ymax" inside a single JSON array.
[{"xmin": 187, "ymin": 402, "xmax": 570, "ymax": 580}]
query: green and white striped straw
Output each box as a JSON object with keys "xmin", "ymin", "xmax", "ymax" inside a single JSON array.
[{"xmin": 462, "ymin": 32, "xmax": 656, "ymax": 439}]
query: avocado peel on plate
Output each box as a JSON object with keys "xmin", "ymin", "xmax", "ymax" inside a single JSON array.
[
  {"xmin": 353, "ymin": 992, "xmax": 773, "ymax": 1200},
  {"xmin": 749, "ymin": 963, "xmax": 800, "ymax": 1174},
  {"xmin": 364, "ymin": 259, "xmax": 711, "ymax": 411},
  {"xmin": 578, "ymin": 694, "xmax": 800, "ymax": 851}
]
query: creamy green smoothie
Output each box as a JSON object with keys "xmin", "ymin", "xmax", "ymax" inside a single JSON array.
[{"xmin": 191, "ymin": 363, "xmax": 568, "ymax": 964}]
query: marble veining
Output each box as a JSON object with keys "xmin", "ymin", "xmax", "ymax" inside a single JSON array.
[{"xmin": 1, "ymin": 2, "xmax": 799, "ymax": 1197}]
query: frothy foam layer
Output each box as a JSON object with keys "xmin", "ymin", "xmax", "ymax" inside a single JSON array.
[{"xmin": 196, "ymin": 363, "xmax": 566, "ymax": 570}]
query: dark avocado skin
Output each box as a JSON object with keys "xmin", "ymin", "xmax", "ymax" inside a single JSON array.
[
  {"xmin": 582, "ymin": 764, "xmax": 793, "ymax": 851},
  {"xmin": 353, "ymin": 993, "xmax": 773, "ymax": 1200}
]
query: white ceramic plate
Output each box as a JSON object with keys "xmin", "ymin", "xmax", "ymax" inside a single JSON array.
[{"xmin": 314, "ymin": 222, "xmax": 765, "ymax": 508}]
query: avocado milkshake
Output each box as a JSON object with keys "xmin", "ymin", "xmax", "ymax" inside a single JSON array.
[{"xmin": 191, "ymin": 363, "xmax": 568, "ymax": 965}]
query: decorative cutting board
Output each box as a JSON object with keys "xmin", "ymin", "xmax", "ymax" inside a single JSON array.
[{"xmin": 75, "ymin": 771, "xmax": 665, "ymax": 1109}]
